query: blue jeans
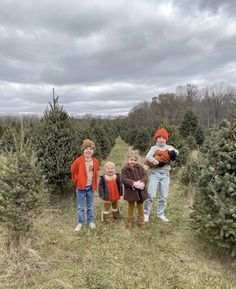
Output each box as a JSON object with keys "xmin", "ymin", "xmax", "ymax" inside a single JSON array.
[
  {"xmin": 76, "ymin": 186, "xmax": 94, "ymax": 224},
  {"xmin": 144, "ymin": 171, "xmax": 170, "ymax": 218}
]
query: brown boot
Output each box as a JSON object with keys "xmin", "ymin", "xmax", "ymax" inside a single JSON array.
[
  {"xmin": 112, "ymin": 208, "xmax": 120, "ymax": 220},
  {"xmin": 103, "ymin": 212, "xmax": 111, "ymax": 224},
  {"xmin": 138, "ymin": 216, "xmax": 145, "ymax": 229},
  {"xmin": 127, "ymin": 216, "xmax": 134, "ymax": 229}
]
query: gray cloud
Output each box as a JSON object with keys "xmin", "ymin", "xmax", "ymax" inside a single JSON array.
[{"xmin": 0, "ymin": 0, "xmax": 236, "ymax": 115}]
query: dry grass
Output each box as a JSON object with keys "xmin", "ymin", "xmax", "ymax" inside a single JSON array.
[{"xmin": 0, "ymin": 137, "xmax": 235, "ymax": 289}]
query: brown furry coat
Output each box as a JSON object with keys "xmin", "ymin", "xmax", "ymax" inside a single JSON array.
[{"xmin": 121, "ymin": 163, "xmax": 148, "ymax": 202}]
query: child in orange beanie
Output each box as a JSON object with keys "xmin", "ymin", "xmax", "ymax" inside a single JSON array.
[
  {"xmin": 70, "ymin": 139, "xmax": 99, "ymax": 231},
  {"xmin": 144, "ymin": 128, "xmax": 178, "ymax": 223}
]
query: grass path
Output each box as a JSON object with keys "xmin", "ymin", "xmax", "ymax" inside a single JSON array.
[{"xmin": 1, "ymin": 137, "xmax": 235, "ymax": 289}]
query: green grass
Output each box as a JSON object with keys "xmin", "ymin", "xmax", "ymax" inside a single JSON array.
[{"xmin": 0, "ymin": 137, "xmax": 235, "ymax": 289}]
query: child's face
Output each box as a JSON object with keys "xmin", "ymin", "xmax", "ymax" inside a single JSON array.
[
  {"xmin": 128, "ymin": 156, "xmax": 138, "ymax": 167},
  {"xmin": 156, "ymin": 136, "xmax": 167, "ymax": 146},
  {"xmin": 83, "ymin": 146, "xmax": 94, "ymax": 158},
  {"xmin": 105, "ymin": 165, "xmax": 115, "ymax": 176}
]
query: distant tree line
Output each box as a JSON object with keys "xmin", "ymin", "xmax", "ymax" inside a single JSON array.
[{"xmin": 126, "ymin": 83, "xmax": 236, "ymax": 130}]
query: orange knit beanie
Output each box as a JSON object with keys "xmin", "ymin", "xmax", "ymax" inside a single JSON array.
[{"xmin": 155, "ymin": 128, "xmax": 169, "ymax": 140}]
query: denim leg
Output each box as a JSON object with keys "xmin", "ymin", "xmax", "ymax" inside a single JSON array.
[
  {"xmin": 86, "ymin": 186, "xmax": 94, "ymax": 224},
  {"xmin": 76, "ymin": 189, "xmax": 86, "ymax": 224},
  {"xmin": 144, "ymin": 172, "xmax": 160, "ymax": 216},
  {"xmin": 157, "ymin": 174, "xmax": 170, "ymax": 217}
]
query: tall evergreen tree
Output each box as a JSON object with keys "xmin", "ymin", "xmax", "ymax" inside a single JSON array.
[
  {"xmin": 191, "ymin": 120, "xmax": 236, "ymax": 256},
  {"xmin": 32, "ymin": 96, "xmax": 77, "ymax": 193},
  {"xmin": 0, "ymin": 127, "xmax": 47, "ymax": 247}
]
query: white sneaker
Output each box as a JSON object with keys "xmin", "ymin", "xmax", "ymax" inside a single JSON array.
[
  {"xmin": 75, "ymin": 223, "xmax": 83, "ymax": 231},
  {"xmin": 158, "ymin": 216, "xmax": 169, "ymax": 222},
  {"xmin": 89, "ymin": 222, "xmax": 96, "ymax": 229},
  {"xmin": 144, "ymin": 215, "xmax": 149, "ymax": 223}
]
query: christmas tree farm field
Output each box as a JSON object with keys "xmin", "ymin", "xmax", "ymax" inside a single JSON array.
[{"xmin": 0, "ymin": 137, "xmax": 235, "ymax": 289}]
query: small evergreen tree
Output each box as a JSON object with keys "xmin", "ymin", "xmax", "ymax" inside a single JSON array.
[
  {"xmin": 186, "ymin": 134, "xmax": 197, "ymax": 150},
  {"xmin": 125, "ymin": 128, "xmax": 139, "ymax": 145},
  {"xmin": 191, "ymin": 120, "xmax": 236, "ymax": 256},
  {"xmin": 0, "ymin": 128, "xmax": 48, "ymax": 247},
  {"xmin": 0, "ymin": 126, "xmax": 17, "ymax": 152},
  {"xmin": 92, "ymin": 124, "xmax": 111, "ymax": 160},
  {"xmin": 163, "ymin": 124, "xmax": 190, "ymax": 166},
  {"xmin": 180, "ymin": 151, "xmax": 203, "ymax": 197},
  {"xmin": 0, "ymin": 124, "xmax": 6, "ymax": 139},
  {"xmin": 195, "ymin": 125, "xmax": 205, "ymax": 146},
  {"xmin": 179, "ymin": 110, "xmax": 198, "ymax": 138},
  {"xmin": 133, "ymin": 126, "xmax": 151, "ymax": 154},
  {"xmin": 200, "ymin": 128, "xmax": 221, "ymax": 155}
]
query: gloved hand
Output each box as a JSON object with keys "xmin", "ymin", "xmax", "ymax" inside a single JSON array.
[
  {"xmin": 168, "ymin": 150, "xmax": 177, "ymax": 161},
  {"xmin": 157, "ymin": 161, "xmax": 166, "ymax": 167},
  {"xmin": 133, "ymin": 180, "xmax": 145, "ymax": 190}
]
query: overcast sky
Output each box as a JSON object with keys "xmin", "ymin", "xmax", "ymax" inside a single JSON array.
[{"xmin": 0, "ymin": 0, "xmax": 235, "ymax": 116}]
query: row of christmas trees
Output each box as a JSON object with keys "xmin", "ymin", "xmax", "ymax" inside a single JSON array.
[{"xmin": 0, "ymin": 97, "xmax": 235, "ymax": 256}]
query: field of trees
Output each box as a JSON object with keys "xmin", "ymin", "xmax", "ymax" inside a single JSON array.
[{"xmin": 0, "ymin": 83, "xmax": 235, "ymax": 288}]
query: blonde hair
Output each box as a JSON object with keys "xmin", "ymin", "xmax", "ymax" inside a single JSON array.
[
  {"xmin": 127, "ymin": 149, "xmax": 140, "ymax": 162},
  {"xmin": 104, "ymin": 161, "xmax": 115, "ymax": 170}
]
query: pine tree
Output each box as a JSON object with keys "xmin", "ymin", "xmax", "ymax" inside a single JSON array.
[
  {"xmin": 200, "ymin": 128, "xmax": 221, "ymax": 155},
  {"xmin": 0, "ymin": 127, "xmax": 48, "ymax": 247},
  {"xmin": 92, "ymin": 124, "xmax": 111, "ymax": 160},
  {"xmin": 164, "ymin": 124, "xmax": 190, "ymax": 166},
  {"xmin": 191, "ymin": 120, "xmax": 236, "ymax": 256},
  {"xmin": 125, "ymin": 128, "xmax": 139, "ymax": 145},
  {"xmin": 102, "ymin": 121, "xmax": 118, "ymax": 147},
  {"xmin": 133, "ymin": 126, "xmax": 151, "ymax": 154},
  {"xmin": 0, "ymin": 126, "xmax": 17, "ymax": 152},
  {"xmin": 32, "ymin": 96, "xmax": 77, "ymax": 193},
  {"xmin": 0, "ymin": 124, "xmax": 6, "ymax": 139},
  {"xmin": 179, "ymin": 110, "xmax": 198, "ymax": 138},
  {"xmin": 186, "ymin": 134, "xmax": 197, "ymax": 150},
  {"xmin": 195, "ymin": 125, "xmax": 205, "ymax": 146}
]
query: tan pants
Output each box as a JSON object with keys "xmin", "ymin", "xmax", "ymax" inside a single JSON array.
[
  {"xmin": 104, "ymin": 201, "xmax": 118, "ymax": 212},
  {"xmin": 128, "ymin": 201, "xmax": 144, "ymax": 217}
]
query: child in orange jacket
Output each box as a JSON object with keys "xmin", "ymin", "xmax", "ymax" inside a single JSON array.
[{"xmin": 70, "ymin": 139, "xmax": 99, "ymax": 231}]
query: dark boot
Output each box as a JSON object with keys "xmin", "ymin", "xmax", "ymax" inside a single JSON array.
[
  {"xmin": 103, "ymin": 212, "xmax": 111, "ymax": 224},
  {"xmin": 112, "ymin": 208, "xmax": 120, "ymax": 220},
  {"xmin": 138, "ymin": 216, "xmax": 145, "ymax": 229},
  {"xmin": 127, "ymin": 216, "xmax": 134, "ymax": 229}
]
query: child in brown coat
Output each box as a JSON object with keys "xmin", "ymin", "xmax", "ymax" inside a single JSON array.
[{"xmin": 121, "ymin": 150, "xmax": 148, "ymax": 229}]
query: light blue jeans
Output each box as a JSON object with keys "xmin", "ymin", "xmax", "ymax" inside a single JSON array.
[
  {"xmin": 144, "ymin": 171, "xmax": 170, "ymax": 218},
  {"xmin": 76, "ymin": 186, "xmax": 94, "ymax": 224}
]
